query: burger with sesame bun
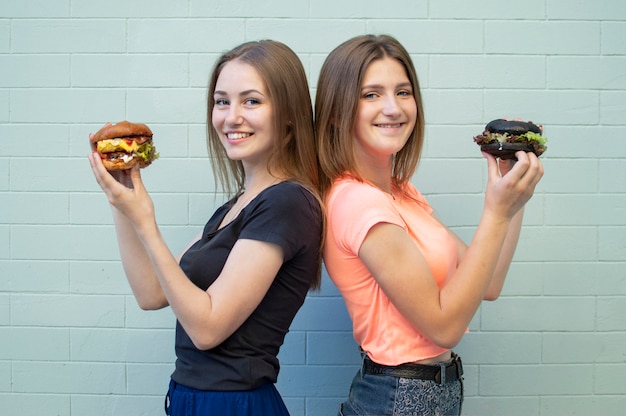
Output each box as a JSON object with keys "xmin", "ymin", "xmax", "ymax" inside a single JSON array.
[
  {"xmin": 90, "ymin": 121, "xmax": 159, "ymax": 171},
  {"xmin": 474, "ymin": 118, "xmax": 548, "ymax": 160}
]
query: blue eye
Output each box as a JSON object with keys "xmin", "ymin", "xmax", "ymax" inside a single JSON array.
[
  {"xmin": 244, "ymin": 98, "xmax": 260, "ymax": 105},
  {"xmin": 215, "ymin": 98, "xmax": 228, "ymax": 106},
  {"xmin": 363, "ymin": 92, "xmax": 378, "ymax": 99}
]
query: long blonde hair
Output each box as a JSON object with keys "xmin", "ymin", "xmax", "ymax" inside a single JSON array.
[{"xmin": 314, "ymin": 34, "xmax": 425, "ymax": 198}]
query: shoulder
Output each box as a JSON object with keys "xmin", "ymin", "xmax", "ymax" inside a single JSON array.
[
  {"xmin": 255, "ymin": 181, "xmax": 322, "ymax": 218},
  {"xmin": 328, "ymin": 178, "xmax": 393, "ymax": 214}
]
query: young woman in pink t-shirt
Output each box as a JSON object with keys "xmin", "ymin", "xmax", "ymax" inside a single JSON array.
[{"xmin": 315, "ymin": 34, "xmax": 544, "ymax": 415}]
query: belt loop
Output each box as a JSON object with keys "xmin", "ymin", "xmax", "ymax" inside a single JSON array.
[{"xmin": 437, "ymin": 362, "xmax": 446, "ymax": 384}]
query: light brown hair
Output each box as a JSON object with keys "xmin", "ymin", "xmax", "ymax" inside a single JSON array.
[
  {"xmin": 207, "ymin": 40, "xmax": 319, "ymax": 197},
  {"xmin": 206, "ymin": 40, "xmax": 322, "ymax": 288},
  {"xmin": 314, "ymin": 34, "xmax": 425, "ymax": 198}
]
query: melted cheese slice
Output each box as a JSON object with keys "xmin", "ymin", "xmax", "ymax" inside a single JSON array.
[{"xmin": 97, "ymin": 138, "xmax": 142, "ymax": 153}]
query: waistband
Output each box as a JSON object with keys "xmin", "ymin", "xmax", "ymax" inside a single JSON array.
[{"xmin": 362, "ymin": 353, "xmax": 463, "ymax": 384}]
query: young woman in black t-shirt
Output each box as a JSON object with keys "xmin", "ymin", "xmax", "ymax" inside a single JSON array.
[{"xmin": 88, "ymin": 40, "xmax": 323, "ymax": 415}]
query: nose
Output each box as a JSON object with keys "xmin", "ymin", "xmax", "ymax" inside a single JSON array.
[
  {"xmin": 382, "ymin": 94, "xmax": 401, "ymax": 117},
  {"xmin": 225, "ymin": 104, "xmax": 243, "ymax": 125}
]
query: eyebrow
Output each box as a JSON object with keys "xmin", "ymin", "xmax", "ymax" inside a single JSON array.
[
  {"xmin": 361, "ymin": 82, "xmax": 413, "ymax": 91},
  {"xmin": 214, "ymin": 89, "xmax": 266, "ymax": 97}
]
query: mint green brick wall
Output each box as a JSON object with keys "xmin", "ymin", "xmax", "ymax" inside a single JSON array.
[{"xmin": 1, "ymin": 0, "xmax": 625, "ymax": 415}]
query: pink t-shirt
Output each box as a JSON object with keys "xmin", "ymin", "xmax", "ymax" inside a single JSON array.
[{"xmin": 324, "ymin": 177, "xmax": 459, "ymax": 365}]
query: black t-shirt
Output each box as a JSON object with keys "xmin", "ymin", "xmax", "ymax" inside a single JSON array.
[{"xmin": 173, "ymin": 181, "xmax": 322, "ymax": 391}]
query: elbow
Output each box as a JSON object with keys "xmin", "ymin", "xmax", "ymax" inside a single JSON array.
[
  {"xmin": 483, "ymin": 287, "xmax": 502, "ymax": 301},
  {"xmin": 135, "ymin": 296, "xmax": 168, "ymax": 311},
  {"xmin": 430, "ymin": 330, "xmax": 465, "ymax": 351},
  {"xmin": 189, "ymin": 332, "xmax": 222, "ymax": 351}
]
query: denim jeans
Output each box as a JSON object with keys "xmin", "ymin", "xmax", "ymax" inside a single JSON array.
[{"xmin": 338, "ymin": 356, "xmax": 463, "ymax": 416}]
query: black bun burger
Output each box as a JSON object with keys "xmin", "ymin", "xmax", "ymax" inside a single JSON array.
[{"xmin": 474, "ymin": 118, "xmax": 548, "ymax": 160}]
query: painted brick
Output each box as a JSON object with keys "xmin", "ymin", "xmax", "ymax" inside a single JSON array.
[
  {"xmin": 11, "ymin": 294, "xmax": 125, "ymax": 327},
  {"xmin": 1, "ymin": 192, "xmax": 68, "ymax": 224},
  {"xmin": 11, "ymin": 19, "xmax": 126, "ymax": 53},
  {"xmin": 541, "ymin": 396, "xmax": 626, "ymax": 416},
  {"xmin": 516, "ymin": 226, "xmax": 597, "ymax": 262},
  {"xmin": 191, "ymin": 0, "xmax": 307, "ymax": 18},
  {"xmin": 599, "ymin": 159, "xmax": 626, "ymax": 193},
  {"xmin": 189, "ymin": 53, "xmax": 219, "ymax": 88},
  {"xmin": 0, "ymin": 20, "xmax": 9, "ymax": 53},
  {"xmin": 0, "ymin": 124, "xmax": 69, "ymax": 157},
  {"xmin": 599, "ymin": 226, "xmax": 626, "ymax": 261},
  {"xmin": 310, "ymin": 0, "xmax": 427, "ymax": 18},
  {"xmin": 10, "ymin": 88, "xmax": 126, "ymax": 123},
  {"xmin": 245, "ymin": 19, "xmax": 366, "ymax": 53},
  {"xmin": 0, "ymin": 260, "xmax": 69, "ymax": 292},
  {"xmin": 0, "ymin": 226, "xmax": 8, "ymax": 259},
  {"xmin": 601, "ymin": 91, "xmax": 626, "ymax": 125},
  {"xmin": 602, "ymin": 22, "xmax": 626, "ymax": 54},
  {"xmin": 538, "ymin": 159, "xmax": 598, "ymax": 193},
  {"xmin": 414, "ymin": 159, "xmax": 484, "ymax": 194},
  {"xmin": 484, "ymin": 90, "xmax": 600, "ymax": 125},
  {"xmin": 479, "ymin": 364, "xmax": 593, "ymax": 396},
  {"xmin": 277, "ymin": 331, "xmax": 306, "ymax": 365},
  {"xmin": 597, "ymin": 296, "xmax": 626, "ymax": 330},
  {"xmin": 545, "ymin": 126, "xmax": 626, "ymax": 159},
  {"xmin": 546, "ymin": 194, "xmax": 626, "ymax": 226},
  {"xmin": 71, "ymin": 54, "xmax": 189, "ymax": 88},
  {"xmin": 71, "ymin": 0, "xmax": 189, "ymax": 18},
  {"xmin": 486, "ymin": 21, "xmax": 600, "ymax": 55},
  {"xmin": 425, "ymin": 194, "xmax": 484, "ymax": 227},
  {"xmin": 0, "ymin": 362, "xmax": 9, "ymax": 391},
  {"xmin": 69, "ymin": 261, "xmax": 132, "ymax": 295},
  {"xmin": 127, "ymin": 363, "xmax": 174, "ymax": 395},
  {"xmin": 11, "ymin": 225, "xmax": 120, "ymax": 260},
  {"xmin": 456, "ymin": 332, "xmax": 542, "ymax": 364},
  {"xmin": 480, "ymin": 297, "xmax": 596, "ymax": 331},
  {"xmin": 0, "ymin": 90, "xmax": 10, "ymax": 122},
  {"xmin": 290, "ymin": 296, "xmax": 352, "ymax": 331},
  {"xmin": 595, "ymin": 363, "xmax": 626, "ymax": 394},
  {"xmin": 547, "ymin": 0, "xmax": 626, "ymax": 20},
  {"xmin": 0, "ymin": 327, "xmax": 69, "ymax": 360},
  {"xmin": 430, "ymin": 0, "xmax": 545, "ymax": 19},
  {"xmin": 127, "ymin": 19, "xmax": 245, "ymax": 53},
  {"xmin": 369, "ymin": 20, "xmax": 484, "ymax": 55},
  {"xmin": 548, "ymin": 57, "xmax": 626, "ymax": 90},
  {"xmin": 543, "ymin": 332, "xmax": 626, "ymax": 363},
  {"xmin": 0, "ymin": 394, "xmax": 70, "ymax": 416},
  {"xmin": 430, "ymin": 55, "xmax": 546, "ymax": 89},
  {"xmin": 276, "ymin": 365, "xmax": 357, "ymax": 396},
  {"xmin": 596, "ymin": 263, "xmax": 626, "ymax": 295},
  {"xmin": 0, "ymin": 54, "xmax": 70, "ymax": 88},
  {"xmin": 124, "ymin": 298, "xmax": 176, "ymax": 329},
  {"xmin": 462, "ymin": 397, "xmax": 540, "ymax": 416},
  {"xmin": 500, "ymin": 263, "xmax": 544, "ymax": 296},
  {"xmin": 422, "ymin": 89, "xmax": 485, "ymax": 125},
  {"xmin": 71, "ymin": 395, "xmax": 162, "ymax": 416},
  {"xmin": 126, "ymin": 88, "xmax": 206, "ymax": 124},
  {"xmin": 12, "ymin": 361, "xmax": 126, "ymax": 394},
  {"xmin": 0, "ymin": 0, "xmax": 68, "ymax": 17},
  {"xmin": 543, "ymin": 262, "xmax": 598, "ymax": 296},
  {"xmin": 70, "ymin": 328, "xmax": 174, "ymax": 363},
  {"xmin": 307, "ymin": 332, "xmax": 360, "ymax": 365},
  {"xmin": 305, "ymin": 398, "xmax": 345, "ymax": 416}
]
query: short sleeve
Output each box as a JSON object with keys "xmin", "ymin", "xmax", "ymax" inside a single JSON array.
[
  {"xmin": 327, "ymin": 181, "xmax": 405, "ymax": 255},
  {"xmin": 239, "ymin": 182, "xmax": 322, "ymax": 261}
]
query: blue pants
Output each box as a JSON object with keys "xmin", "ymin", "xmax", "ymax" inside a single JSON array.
[
  {"xmin": 338, "ymin": 358, "xmax": 463, "ymax": 416},
  {"xmin": 165, "ymin": 379, "xmax": 290, "ymax": 416}
]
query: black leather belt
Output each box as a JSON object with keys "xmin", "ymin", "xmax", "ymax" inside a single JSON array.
[{"xmin": 363, "ymin": 353, "xmax": 463, "ymax": 384}]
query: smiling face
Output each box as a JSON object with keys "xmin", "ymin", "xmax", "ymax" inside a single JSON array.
[
  {"xmin": 211, "ymin": 59, "xmax": 275, "ymax": 168},
  {"xmin": 353, "ymin": 57, "xmax": 417, "ymax": 167}
]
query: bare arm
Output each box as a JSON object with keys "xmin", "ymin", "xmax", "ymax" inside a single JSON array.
[
  {"xmin": 88, "ymin": 153, "xmax": 282, "ymax": 349},
  {"xmin": 358, "ymin": 151, "xmax": 543, "ymax": 349}
]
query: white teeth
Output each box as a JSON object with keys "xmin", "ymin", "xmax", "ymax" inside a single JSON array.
[
  {"xmin": 376, "ymin": 123, "xmax": 402, "ymax": 128},
  {"xmin": 227, "ymin": 132, "xmax": 251, "ymax": 139}
]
